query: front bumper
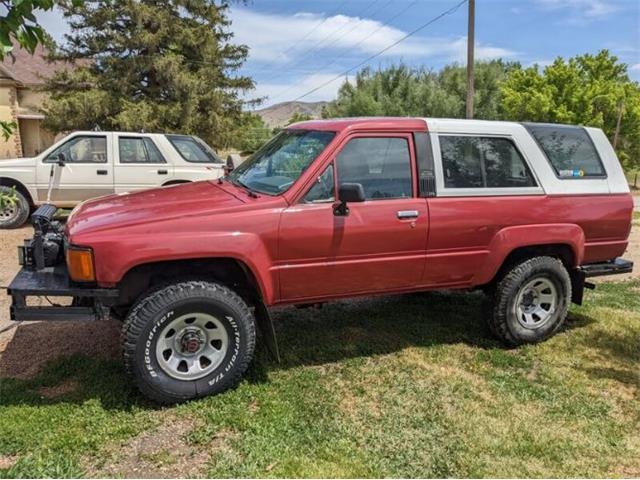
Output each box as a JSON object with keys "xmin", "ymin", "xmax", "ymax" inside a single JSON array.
[{"xmin": 8, "ymin": 265, "xmax": 119, "ymax": 321}]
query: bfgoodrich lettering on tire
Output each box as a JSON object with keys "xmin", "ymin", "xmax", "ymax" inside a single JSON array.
[
  {"xmin": 487, "ymin": 256, "xmax": 571, "ymax": 346},
  {"xmin": 122, "ymin": 281, "xmax": 256, "ymax": 404}
]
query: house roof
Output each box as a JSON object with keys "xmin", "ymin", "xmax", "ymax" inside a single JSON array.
[{"xmin": 0, "ymin": 43, "xmax": 78, "ymax": 86}]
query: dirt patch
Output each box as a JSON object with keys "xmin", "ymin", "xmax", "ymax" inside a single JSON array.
[
  {"xmin": 39, "ymin": 379, "xmax": 79, "ymax": 399},
  {"xmin": 84, "ymin": 416, "xmax": 235, "ymax": 478},
  {"xmin": 0, "ymin": 454, "xmax": 17, "ymax": 470},
  {"xmin": 0, "ymin": 320, "xmax": 120, "ymax": 379}
]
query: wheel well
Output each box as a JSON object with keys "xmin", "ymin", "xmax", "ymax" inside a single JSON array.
[
  {"xmin": 0, "ymin": 177, "xmax": 34, "ymax": 206},
  {"xmin": 162, "ymin": 180, "xmax": 191, "ymax": 186},
  {"xmin": 494, "ymin": 244, "xmax": 576, "ymax": 283},
  {"xmin": 116, "ymin": 258, "xmax": 262, "ymax": 308}
]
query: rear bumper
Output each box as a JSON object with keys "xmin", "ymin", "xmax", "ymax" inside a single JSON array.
[
  {"xmin": 579, "ymin": 258, "xmax": 634, "ymax": 278},
  {"xmin": 8, "ymin": 265, "xmax": 119, "ymax": 321}
]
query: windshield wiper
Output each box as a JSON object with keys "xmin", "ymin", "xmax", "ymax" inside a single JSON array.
[{"xmin": 231, "ymin": 178, "xmax": 259, "ymax": 198}]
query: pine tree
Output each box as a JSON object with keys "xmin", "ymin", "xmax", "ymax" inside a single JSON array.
[{"xmin": 43, "ymin": 0, "xmax": 255, "ymax": 148}]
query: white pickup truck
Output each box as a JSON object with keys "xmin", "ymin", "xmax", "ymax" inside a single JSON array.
[{"xmin": 0, "ymin": 131, "xmax": 226, "ymax": 228}]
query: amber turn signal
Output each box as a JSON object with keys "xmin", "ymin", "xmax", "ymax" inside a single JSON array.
[{"xmin": 66, "ymin": 247, "xmax": 96, "ymax": 282}]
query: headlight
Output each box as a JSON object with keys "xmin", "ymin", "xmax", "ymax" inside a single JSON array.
[{"xmin": 66, "ymin": 246, "xmax": 96, "ymax": 282}]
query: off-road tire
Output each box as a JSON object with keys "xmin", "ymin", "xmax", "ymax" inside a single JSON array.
[
  {"xmin": 486, "ymin": 256, "xmax": 571, "ymax": 346},
  {"xmin": 122, "ymin": 280, "xmax": 256, "ymax": 404},
  {"xmin": 0, "ymin": 186, "xmax": 30, "ymax": 229}
]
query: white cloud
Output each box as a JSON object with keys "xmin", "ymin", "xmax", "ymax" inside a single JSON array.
[
  {"xmin": 630, "ymin": 63, "xmax": 640, "ymax": 71},
  {"xmin": 230, "ymin": 8, "xmax": 515, "ymax": 65},
  {"xmin": 247, "ymin": 72, "xmax": 355, "ymax": 107},
  {"xmin": 229, "ymin": 8, "xmax": 428, "ymax": 63},
  {"xmin": 536, "ymin": 0, "xmax": 619, "ymax": 24}
]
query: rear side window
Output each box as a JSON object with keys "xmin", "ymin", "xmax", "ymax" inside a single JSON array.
[
  {"xmin": 119, "ymin": 137, "xmax": 166, "ymax": 164},
  {"xmin": 525, "ymin": 124, "xmax": 605, "ymax": 178},
  {"xmin": 166, "ymin": 135, "xmax": 222, "ymax": 163},
  {"xmin": 439, "ymin": 136, "xmax": 537, "ymax": 189}
]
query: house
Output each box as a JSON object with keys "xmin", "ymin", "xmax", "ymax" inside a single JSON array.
[{"xmin": 0, "ymin": 43, "xmax": 73, "ymax": 159}]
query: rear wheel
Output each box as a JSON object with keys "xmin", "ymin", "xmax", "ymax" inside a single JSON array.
[
  {"xmin": 122, "ymin": 280, "xmax": 256, "ymax": 404},
  {"xmin": 486, "ymin": 256, "xmax": 571, "ymax": 346},
  {"xmin": 0, "ymin": 186, "xmax": 30, "ymax": 229}
]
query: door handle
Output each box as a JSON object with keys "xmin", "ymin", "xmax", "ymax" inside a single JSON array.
[
  {"xmin": 397, "ymin": 210, "xmax": 419, "ymax": 219},
  {"xmin": 157, "ymin": 169, "xmax": 168, "ymax": 175},
  {"xmin": 96, "ymin": 169, "xmax": 108, "ymax": 175}
]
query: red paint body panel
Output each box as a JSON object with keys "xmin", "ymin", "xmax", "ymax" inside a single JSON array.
[{"xmin": 64, "ymin": 119, "xmax": 633, "ymax": 307}]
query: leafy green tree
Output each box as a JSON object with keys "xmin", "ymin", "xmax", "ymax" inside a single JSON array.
[
  {"xmin": 322, "ymin": 61, "xmax": 516, "ymax": 120},
  {"xmin": 231, "ymin": 112, "xmax": 271, "ymax": 154},
  {"xmin": 501, "ymin": 50, "xmax": 640, "ymax": 170},
  {"xmin": 287, "ymin": 111, "xmax": 313, "ymax": 125},
  {"xmin": 43, "ymin": 0, "xmax": 255, "ymax": 149}
]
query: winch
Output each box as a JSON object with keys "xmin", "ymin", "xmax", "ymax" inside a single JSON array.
[{"xmin": 18, "ymin": 203, "xmax": 65, "ymax": 270}]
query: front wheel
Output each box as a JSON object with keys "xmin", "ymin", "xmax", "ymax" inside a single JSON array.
[
  {"xmin": 122, "ymin": 281, "xmax": 256, "ymax": 404},
  {"xmin": 486, "ymin": 256, "xmax": 571, "ymax": 346},
  {"xmin": 0, "ymin": 186, "xmax": 30, "ymax": 229}
]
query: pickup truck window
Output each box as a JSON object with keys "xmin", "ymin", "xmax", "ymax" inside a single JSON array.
[
  {"xmin": 119, "ymin": 137, "xmax": 166, "ymax": 164},
  {"xmin": 524, "ymin": 124, "xmax": 606, "ymax": 178},
  {"xmin": 336, "ymin": 137, "xmax": 412, "ymax": 200},
  {"xmin": 229, "ymin": 129, "xmax": 336, "ymax": 195},
  {"xmin": 439, "ymin": 136, "xmax": 537, "ymax": 189},
  {"xmin": 302, "ymin": 164, "xmax": 335, "ymax": 203},
  {"xmin": 46, "ymin": 136, "xmax": 107, "ymax": 163},
  {"xmin": 166, "ymin": 135, "xmax": 222, "ymax": 163}
]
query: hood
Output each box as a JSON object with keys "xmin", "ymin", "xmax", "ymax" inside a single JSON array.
[
  {"xmin": 67, "ymin": 180, "xmax": 246, "ymax": 237},
  {"xmin": 0, "ymin": 157, "xmax": 36, "ymax": 169}
]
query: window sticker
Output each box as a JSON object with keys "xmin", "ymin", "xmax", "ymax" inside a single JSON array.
[{"xmin": 558, "ymin": 169, "xmax": 585, "ymax": 178}]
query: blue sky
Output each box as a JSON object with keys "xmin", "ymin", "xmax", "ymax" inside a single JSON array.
[{"xmin": 37, "ymin": 0, "xmax": 640, "ymax": 107}]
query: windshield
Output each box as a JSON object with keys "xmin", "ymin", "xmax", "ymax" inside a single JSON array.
[{"xmin": 228, "ymin": 129, "xmax": 335, "ymax": 195}]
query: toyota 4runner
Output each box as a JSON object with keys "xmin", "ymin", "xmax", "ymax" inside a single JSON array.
[{"xmin": 6, "ymin": 118, "xmax": 634, "ymax": 403}]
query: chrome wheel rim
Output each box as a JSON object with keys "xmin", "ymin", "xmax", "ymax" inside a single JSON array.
[
  {"xmin": 155, "ymin": 312, "xmax": 229, "ymax": 381},
  {"xmin": 0, "ymin": 204, "xmax": 17, "ymax": 222},
  {"xmin": 514, "ymin": 277, "xmax": 558, "ymax": 330}
]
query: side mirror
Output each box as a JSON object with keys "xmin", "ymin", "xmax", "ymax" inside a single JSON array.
[
  {"xmin": 334, "ymin": 183, "xmax": 365, "ymax": 216},
  {"xmin": 57, "ymin": 153, "xmax": 66, "ymax": 167}
]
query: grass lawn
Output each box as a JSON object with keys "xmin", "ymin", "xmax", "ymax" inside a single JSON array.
[{"xmin": 1, "ymin": 281, "xmax": 639, "ymax": 478}]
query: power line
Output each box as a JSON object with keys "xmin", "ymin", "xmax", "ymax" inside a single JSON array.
[
  {"xmin": 253, "ymin": 0, "xmax": 350, "ymax": 75},
  {"xmin": 267, "ymin": 0, "xmax": 420, "ymax": 103},
  {"xmin": 255, "ymin": 0, "xmax": 382, "ymax": 81},
  {"xmin": 287, "ymin": 0, "xmax": 469, "ymax": 103}
]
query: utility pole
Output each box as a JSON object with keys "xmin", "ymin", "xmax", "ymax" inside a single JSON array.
[
  {"xmin": 466, "ymin": 0, "xmax": 475, "ymax": 119},
  {"xmin": 612, "ymin": 100, "xmax": 624, "ymax": 149}
]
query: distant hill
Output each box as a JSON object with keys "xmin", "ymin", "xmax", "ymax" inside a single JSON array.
[{"xmin": 254, "ymin": 101, "xmax": 328, "ymax": 128}]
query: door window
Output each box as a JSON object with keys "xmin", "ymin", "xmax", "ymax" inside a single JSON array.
[
  {"xmin": 336, "ymin": 137, "xmax": 412, "ymax": 200},
  {"xmin": 46, "ymin": 136, "xmax": 107, "ymax": 163},
  {"xmin": 119, "ymin": 137, "xmax": 166, "ymax": 163},
  {"xmin": 439, "ymin": 136, "xmax": 537, "ymax": 189},
  {"xmin": 302, "ymin": 164, "xmax": 335, "ymax": 203}
]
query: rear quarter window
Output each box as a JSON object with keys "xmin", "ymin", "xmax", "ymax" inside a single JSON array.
[{"xmin": 525, "ymin": 124, "xmax": 606, "ymax": 178}]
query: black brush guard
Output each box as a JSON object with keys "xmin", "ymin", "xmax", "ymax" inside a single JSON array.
[{"xmin": 7, "ymin": 204, "xmax": 119, "ymax": 322}]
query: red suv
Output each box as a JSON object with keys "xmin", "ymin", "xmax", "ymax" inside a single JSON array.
[{"xmin": 8, "ymin": 117, "xmax": 634, "ymax": 403}]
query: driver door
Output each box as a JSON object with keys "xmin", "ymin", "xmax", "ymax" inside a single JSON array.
[
  {"xmin": 278, "ymin": 133, "xmax": 429, "ymax": 301},
  {"xmin": 36, "ymin": 133, "xmax": 114, "ymax": 205}
]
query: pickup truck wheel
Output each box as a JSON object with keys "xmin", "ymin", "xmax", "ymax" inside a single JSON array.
[
  {"xmin": 122, "ymin": 281, "xmax": 256, "ymax": 404},
  {"xmin": 0, "ymin": 186, "xmax": 30, "ymax": 229},
  {"xmin": 487, "ymin": 256, "xmax": 571, "ymax": 346}
]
